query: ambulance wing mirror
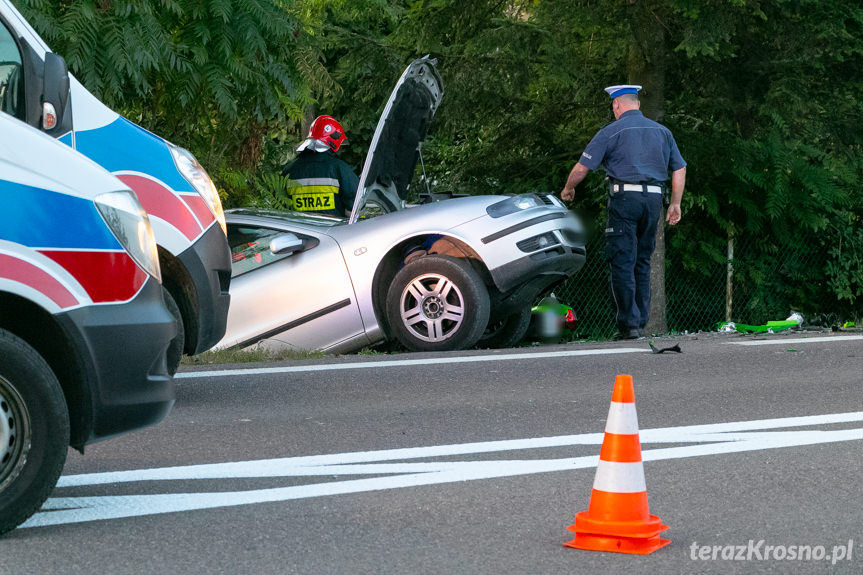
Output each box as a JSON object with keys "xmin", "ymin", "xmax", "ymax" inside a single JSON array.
[
  {"xmin": 19, "ymin": 43, "xmax": 72, "ymax": 136},
  {"xmin": 41, "ymin": 52, "xmax": 72, "ymax": 135},
  {"xmin": 269, "ymin": 233, "xmax": 318, "ymax": 256}
]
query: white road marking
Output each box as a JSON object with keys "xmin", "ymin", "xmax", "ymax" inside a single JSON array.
[
  {"xmin": 22, "ymin": 411, "xmax": 863, "ymax": 529},
  {"xmin": 174, "ymin": 348, "xmax": 651, "ymax": 379},
  {"xmin": 177, "ymin": 335, "xmax": 863, "ymax": 379},
  {"xmin": 728, "ymin": 335, "xmax": 863, "ymax": 346}
]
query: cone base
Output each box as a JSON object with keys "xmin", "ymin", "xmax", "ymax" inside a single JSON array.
[
  {"xmin": 564, "ymin": 532, "xmax": 671, "ymax": 555},
  {"xmin": 572, "ymin": 509, "xmax": 669, "ymax": 539}
]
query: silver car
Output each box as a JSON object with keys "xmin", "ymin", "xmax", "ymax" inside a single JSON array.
[{"xmin": 217, "ymin": 57, "xmax": 586, "ymax": 353}]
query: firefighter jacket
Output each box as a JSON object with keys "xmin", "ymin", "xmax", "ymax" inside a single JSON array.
[{"xmin": 281, "ymin": 150, "xmax": 359, "ymax": 217}]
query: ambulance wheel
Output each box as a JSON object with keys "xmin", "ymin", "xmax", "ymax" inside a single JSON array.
[
  {"xmin": 386, "ymin": 255, "xmax": 490, "ymax": 352},
  {"xmin": 477, "ymin": 305, "xmax": 532, "ymax": 349},
  {"xmin": 0, "ymin": 329, "xmax": 69, "ymax": 536},
  {"xmin": 162, "ymin": 287, "xmax": 185, "ymax": 376}
]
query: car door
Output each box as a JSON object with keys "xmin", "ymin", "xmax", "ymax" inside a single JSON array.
[{"xmin": 222, "ymin": 221, "xmax": 366, "ymax": 352}]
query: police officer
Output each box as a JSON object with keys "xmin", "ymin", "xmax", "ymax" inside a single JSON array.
[
  {"xmin": 281, "ymin": 115, "xmax": 359, "ymax": 217},
  {"xmin": 561, "ymin": 85, "xmax": 686, "ymax": 340}
]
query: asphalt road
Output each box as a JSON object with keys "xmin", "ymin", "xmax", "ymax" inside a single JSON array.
[{"xmin": 3, "ymin": 331, "xmax": 862, "ymax": 574}]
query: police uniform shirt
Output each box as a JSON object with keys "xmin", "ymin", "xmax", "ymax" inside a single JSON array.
[
  {"xmin": 579, "ymin": 110, "xmax": 686, "ymax": 184},
  {"xmin": 281, "ymin": 150, "xmax": 359, "ymax": 217}
]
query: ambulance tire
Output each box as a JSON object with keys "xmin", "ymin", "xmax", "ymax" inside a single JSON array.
[
  {"xmin": 0, "ymin": 329, "xmax": 69, "ymax": 536},
  {"xmin": 477, "ymin": 305, "xmax": 532, "ymax": 349},
  {"xmin": 386, "ymin": 255, "xmax": 490, "ymax": 352},
  {"xmin": 162, "ymin": 287, "xmax": 185, "ymax": 377}
]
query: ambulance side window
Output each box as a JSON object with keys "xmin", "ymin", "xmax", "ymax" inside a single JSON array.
[{"xmin": 0, "ymin": 21, "xmax": 23, "ymax": 120}]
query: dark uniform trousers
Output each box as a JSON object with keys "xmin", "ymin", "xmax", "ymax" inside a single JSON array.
[{"xmin": 605, "ymin": 188, "xmax": 663, "ymax": 331}]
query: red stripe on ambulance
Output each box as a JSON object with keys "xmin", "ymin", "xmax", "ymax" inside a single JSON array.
[
  {"xmin": 0, "ymin": 254, "xmax": 79, "ymax": 308},
  {"xmin": 40, "ymin": 251, "xmax": 146, "ymax": 303},
  {"xmin": 181, "ymin": 195, "xmax": 215, "ymax": 228},
  {"xmin": 115, "ymin": 174, "xmax": 201, "ymax": 241}
]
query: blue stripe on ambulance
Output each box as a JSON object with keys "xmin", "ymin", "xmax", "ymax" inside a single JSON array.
[
  {"xmin": 0, "ymin": 180, "xmax": 122, "ymax": 250},
  {"xmin": 72, "ymin": 117, "xmax": 190, "ymax": 192}
]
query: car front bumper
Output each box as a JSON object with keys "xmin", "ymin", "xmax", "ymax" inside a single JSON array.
[
  {"xmin": 177, "ymin": 222, "xmax": 232, "ymax": 354},
  {"xmin": 57, "ymin": 277, "xmax": 176, "ymax": 444},
  {"xmin": 463, "ymin": 209, "xmax": 587, "ymax": 295}
]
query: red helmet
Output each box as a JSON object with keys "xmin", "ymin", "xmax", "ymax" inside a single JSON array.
[{"xmin": 308, "ymin": 115, "xmax": 347, "ymax": 152}]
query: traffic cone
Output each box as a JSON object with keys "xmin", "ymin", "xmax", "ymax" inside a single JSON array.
[{"xmin": 563, "ymin": 374, "xmax": 670, "ymax": 555}]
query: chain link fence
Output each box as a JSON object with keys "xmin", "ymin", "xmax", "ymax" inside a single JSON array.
[{"xmin": 552, "ymin": 225, "xmax": 846, "ymax": 340}]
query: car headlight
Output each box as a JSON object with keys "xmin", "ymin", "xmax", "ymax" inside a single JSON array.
[
  {"xmin": 95, "ymin": 190, "xmax": 162, "ymax": 283},
  {"xmin": 169, "ymin": 144, "xmax": 227, "ymax": 235},
  {"xmin": 486, "ymin": 194, "xmax": 541, "ymax": 218}
]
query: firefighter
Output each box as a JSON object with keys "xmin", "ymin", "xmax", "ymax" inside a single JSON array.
[
  {"xmin": 281, "ymin": 115, "xmax": 359, "ymax": 217},
  {"xmin": 560, "ymin": 85, "xmax": 687, "ymax": 340}
]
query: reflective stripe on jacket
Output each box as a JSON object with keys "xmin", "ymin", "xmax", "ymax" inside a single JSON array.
[{"xmin": 281, "ymin": 151, "xmax": 359, "ymax": 217}]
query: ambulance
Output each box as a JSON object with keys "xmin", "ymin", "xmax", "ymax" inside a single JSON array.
[
  {"xmin": 0, "ymin": 0, "xmax": 231, "ymax": 372},
  {"xmin": 0, "ymin": 111, "xmax": 175, "ymax": 535}
]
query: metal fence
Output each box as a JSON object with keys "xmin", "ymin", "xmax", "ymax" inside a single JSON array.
[{"xmin": 551, "ymin": 226, "xmax": 842, "ymax": 340}]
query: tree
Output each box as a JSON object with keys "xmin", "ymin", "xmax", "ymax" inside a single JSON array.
[
  {"xmin": 19, "ymin": 0, "xmax": 862, "ymax": 327},
  {"xmin": 15, "ymin": 0, "xmax": 316, "ymax": 196}
]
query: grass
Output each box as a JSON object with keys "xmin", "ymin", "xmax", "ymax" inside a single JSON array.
[
  {"xmin": 181, "ymin": 342, "xmax": 402, "ymax": 366},
  {"xmin": 182, "ymin": 346, "xmax": 329, "ymax": 365}
]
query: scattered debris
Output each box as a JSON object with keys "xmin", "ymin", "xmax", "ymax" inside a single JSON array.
[
  {"xmin": 786, "ymin": 311, "xmax": 804, "ymax": 325},
  {"xmin": 716, "ymin": 320, "xmax": 799, "ymax": 334},
  {"xmin": 649, "ymin": 342, "xmax": 682, "ymax": 354}
]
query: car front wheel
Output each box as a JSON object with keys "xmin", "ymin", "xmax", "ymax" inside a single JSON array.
[
  {"xmin": 477, "ymin": 305, "xmax": 532, "ymax": 349},
  {"xmin": 386, "ymin": 255, "xmax": 490, "ymax": 352},
  {"xmin": 0, "ymin": 329, "xmax": 69, "ymax": 536}
]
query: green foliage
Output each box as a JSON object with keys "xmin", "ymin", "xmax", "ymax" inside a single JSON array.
[
  {"xmin": 15, "ymin": 0, "xmax": 313, "ymax": 178},
  {"xmin": 826, "ymin": 212, "xmax": 863, "ymax": 305},
  {"xmin": 15, "ymin": 0, "xmax": 863, "ymax": 320}
]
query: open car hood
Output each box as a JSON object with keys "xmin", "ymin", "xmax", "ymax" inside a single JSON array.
[{"xmin": 348, "ymin": 57, "xmax": 444, "ymax": 224}]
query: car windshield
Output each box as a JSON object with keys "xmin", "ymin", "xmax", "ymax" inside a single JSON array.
[{"xmin": 228, "ymin": 208, "xmax": 345, "ymax": 228}]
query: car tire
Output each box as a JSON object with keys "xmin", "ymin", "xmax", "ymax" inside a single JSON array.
[
  {"xmin": 477, "ymin": 305, "xmax": 532, "ymax": 349},
  {"xmin": 386, "ymin": 255, "xmax": 490, "ymax": 352},
  {"xmin": 162, "ymin": 287, "xmax": 184, "ymax": 376},
  {"xmin": 0, "ymin": 329, "xmax": 69, "ymax": 536}
]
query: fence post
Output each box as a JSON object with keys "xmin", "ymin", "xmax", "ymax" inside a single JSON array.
[{"xmin": 726, "ymin": 230, "xmax": 734, "ymax": 323}]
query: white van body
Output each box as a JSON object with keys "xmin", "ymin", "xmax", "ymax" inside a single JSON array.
[
  {"xmin": 0, "ymin": 0, "xmax": 231, "ymax": 371},
  {"xmin": 0, "ymin": 111, "xmax": 175, "ymax": 535}
]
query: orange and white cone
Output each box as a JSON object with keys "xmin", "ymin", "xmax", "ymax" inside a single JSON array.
[{"xmin": 563, "ymin": 374, "xmax": 670, "ymax": 555}]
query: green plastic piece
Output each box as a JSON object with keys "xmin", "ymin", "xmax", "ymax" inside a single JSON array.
[
  {"xmin": 532, "ymin": 303, "xmax": 573, "ymax": 316},
  {"xmin": 716, "ymin": 320, "xmax": 798, "ymax": 333}
]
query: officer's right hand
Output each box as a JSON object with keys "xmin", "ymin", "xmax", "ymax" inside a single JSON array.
[
  {"xmin": 666, "ymin": 204, "xmax": 681, "ymax": 225},
  {"xmin": 561, "ymin": 187, "xmax": 575, "ymax": 202}
]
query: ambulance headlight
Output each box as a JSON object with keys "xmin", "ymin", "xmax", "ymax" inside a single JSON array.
[
  {"xmin": 95, "ymin": 190, "xmax": 162, "ymax": 283},
  {"xmin": 170, "ymin": 144, "xmax": 227, "ymax": 235},
  {"xmin": 486, "ymin": 194, "xmax": 541, "ymax": 218}
]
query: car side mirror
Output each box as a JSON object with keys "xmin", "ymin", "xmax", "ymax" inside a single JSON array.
[{"xmin": 269, "ymin": 233, "xmax": 307, "ymax": 256}]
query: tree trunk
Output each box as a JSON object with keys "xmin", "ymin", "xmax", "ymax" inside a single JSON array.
[
  {"xmin": 301, "ymin": 105, "xmax": 318, "ymax": 140},
  {"xmin": 627, "ymin": 0, "xmax": 668, "ymax": 335},
  {"xmin": 648, "ymin": 210, "xmax": 668, "ymax": 334}
]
